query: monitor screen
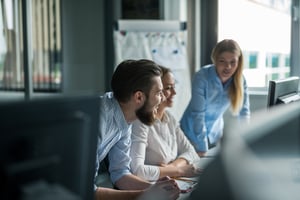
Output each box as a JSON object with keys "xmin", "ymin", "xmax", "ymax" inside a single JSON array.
[
  {"xmin": 230, "ymin": 99, "xmax": 300, "ymax": 199},
  {"xmin": 190, "ymin": 101, "xmax": 300, "ymax": 200},
  {"xmin": 0, "ymin": 95, "xmax": 99, "ymax": 200},
  {"xmin": 267, "ymin": 76, "xmax": 300, "ymax": 107},
  {"xmin": 241, "ymin": 100, "xmax": 300, "ymax": 158}
]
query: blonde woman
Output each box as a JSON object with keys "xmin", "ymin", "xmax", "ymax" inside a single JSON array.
[{"xmin": 180, "ymin": 39, "xmax": 250, "ymax": 157}]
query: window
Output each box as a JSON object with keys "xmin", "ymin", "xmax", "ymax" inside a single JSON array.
[
  {"xmin": 265, "ymin": 53, "xmax": 290, "ymax": 80},
  {"xmin": 244, "ymin": 51, "xmax": 258, "ymax": 69},
  {"xmin": 284, "ymin": 54, "xmax": 290, "ymax": 67},
  {"xmin": 218, "ymin": 0, "xmax": 292, "ymax": 88},
  {"xmin": 0, "ymin": 0, "xmax": 62, "ymax": 92}
]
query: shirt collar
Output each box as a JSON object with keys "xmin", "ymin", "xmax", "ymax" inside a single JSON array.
[
  {"xmin": 109, "ymin": 92, "xmax": 131, "ymax": 129},
  {"xmin": 211, "ymin": 65, "xmax": 233, "ymax": 88}
]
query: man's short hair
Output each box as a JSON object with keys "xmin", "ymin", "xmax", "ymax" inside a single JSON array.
[{"xmin": 111, "ymin": 59, "xmax": 162, "ymax": 103}]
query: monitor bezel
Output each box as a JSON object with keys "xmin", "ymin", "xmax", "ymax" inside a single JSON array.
[{"xmin": 0, "ymin": 95, "xmax": 99, "ymax": 200}]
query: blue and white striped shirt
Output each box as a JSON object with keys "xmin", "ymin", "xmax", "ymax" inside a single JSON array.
[{"xmin": 95, "ymin": 92, "xmax": 132, "ymax": 189}]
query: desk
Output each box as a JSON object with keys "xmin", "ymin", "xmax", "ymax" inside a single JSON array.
[
  {"xmin": 96, "ymin": 146, "xmax": 220, "ymax": 199},
  {"xmin": 178, "ymin": 156, "xmax": 216, "ymax": 200}
]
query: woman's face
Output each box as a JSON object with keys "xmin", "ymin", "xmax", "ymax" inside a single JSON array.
[
  {"xmin": 160, "ymin": 72, "xmax": 176, "ymax": 108},
  {"xmin": 215, "ymin": 51, "xmax": 239, "ymax": 83}
]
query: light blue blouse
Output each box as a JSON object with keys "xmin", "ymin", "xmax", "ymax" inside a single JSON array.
[
  {"xmin": 180, "ymin": 64, "xmax": 250, "ymax": 152},
  {"xmin": 94, "ymin": 92, "xmax": 132, "ymax": 189}
]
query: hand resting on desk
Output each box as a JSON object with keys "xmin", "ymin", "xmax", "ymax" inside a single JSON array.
[{"xmin": 160, "ymin": 161, "xmax": 202, "ymax": 178}]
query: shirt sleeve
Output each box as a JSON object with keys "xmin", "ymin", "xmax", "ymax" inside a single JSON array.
[
  {"xmin": 94, "ymin": 136, "xmax": 101, "ymax": 190},
  {"xmin": 189, "ymin": 72, "xmax": 209, "ymax": 152},
  {"xmin": 108, "ymin": 127, "xmax": 132, "ymax": 184},
  {"xmin": 130, "ymin": 120, "xmax": 160, "ymax": 181}
]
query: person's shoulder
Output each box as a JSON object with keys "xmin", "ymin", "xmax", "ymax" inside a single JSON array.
[
  {"xmin": 132, "ymin": 118, "xmax": 145, "ymax": 127},
  {"xmin": 165, "ymin": 110, "xmax": 174, "ymax": 119},
  {"xmin": 202, "ymin": 64, "xmax": 214, "ymax": 69},
  {"xmin": 99, "ymin": 92, "xmax": 118, "ymax": 112},
  {"xmin": 193, "ymin": 64, "xmax": 214, "ymax": 82},
  {"xmin": 131, "ymin": 119, "xmax": 151, "ymax": 139},
  {"xmin": 195, "ymin": 64, "xmax": 214, "ymax": 75},
  {"xmin": 164, "ymin": 110, "xmax": 178, "ymax": 124},
  {"xmin": 132, "ymin": 119, "xmax": 150, "ymax": 131}
]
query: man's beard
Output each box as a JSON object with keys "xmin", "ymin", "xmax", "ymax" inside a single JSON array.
[{"xmin": 136, "ymin": 99, "xmax": 156, "ymax": 126}]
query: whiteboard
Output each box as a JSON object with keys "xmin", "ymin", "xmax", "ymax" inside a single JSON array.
[{"xmin": 114, "ymin": 20, "xmax": 191, "ymax": 121}]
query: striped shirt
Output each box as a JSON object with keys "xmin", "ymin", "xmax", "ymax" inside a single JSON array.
[{"xmin": 94, "ymin": 92, "xmax": 132, "ymax": 189}]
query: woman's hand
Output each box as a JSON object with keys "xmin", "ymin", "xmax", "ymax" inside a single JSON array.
[{"xmin": 161, "ymin": 162, "xmax": 202, "ymax": 178}]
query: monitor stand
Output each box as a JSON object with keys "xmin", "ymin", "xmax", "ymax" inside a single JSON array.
[{"xmin": 277, "ymin": 93, "xmax": 300, "ymax": 104}]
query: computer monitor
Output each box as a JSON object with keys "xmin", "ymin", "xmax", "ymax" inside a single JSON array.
[
  {"xmin": 190, "ymin": 100, "xmax": 300, "ymax": 200},
  {"xmin": 229, "ymin": 98, "xmax": 300, "ymax": 199},
  {"xmin": 242, "ymin": 99, "xmax": 300, "ymax": 157},
  {"xmin": 0, "ymin": 95, "xmax": 99, "ymax": 200},
  {"xmin": 267, "ymin": 76, "xmax": 300, "ymax": 107}
]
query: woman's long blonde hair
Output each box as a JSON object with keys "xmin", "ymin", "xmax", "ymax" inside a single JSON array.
[{"xmin": 211, "ymin": 39, "xmax": 244, "ymax": 115}]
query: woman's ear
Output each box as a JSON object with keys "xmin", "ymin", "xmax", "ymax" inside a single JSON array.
[{"xmin": 133, "ymin": 91, "xmax": 145, "ymax": 105}]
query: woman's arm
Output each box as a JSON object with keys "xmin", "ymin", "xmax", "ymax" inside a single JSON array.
[
  {"xmin": 189, "ymin": 72, "xmax": 209, "ymax": 152},
  {"xmin": 159, "ymin": 158, "xmax": 201, "ymax": 178},
  {"xmin": 174, "ymin": 117, "xmax": 200, "ymax": 163},
  {"xmin": 157, "ymin": 112, "xmax": 201, "ymax": 178},
  {"xmin": 130, "ymin": 120, "xmax": 161, "ymax": 181}
]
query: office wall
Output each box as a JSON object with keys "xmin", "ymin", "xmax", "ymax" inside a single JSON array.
[
  {"xmin": 0, "ymin": 0, "xmax": 270, "ymax": 115},
  {"xmin": 61, "ymin": 0, "xmax": 106, "ymax": 95}
]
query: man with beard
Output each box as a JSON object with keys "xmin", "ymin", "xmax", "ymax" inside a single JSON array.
[{"xmin": 94, "ymin": 59, "xmax": 180, "ymax": 200}]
